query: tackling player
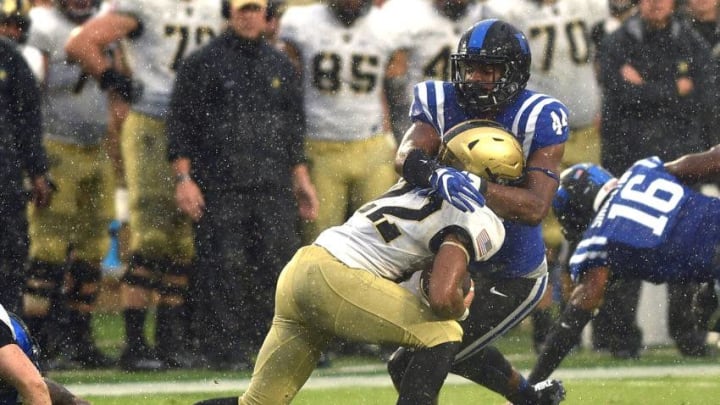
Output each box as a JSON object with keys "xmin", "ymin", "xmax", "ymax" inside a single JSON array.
[
  {"xmin": 64, "ymin": 0, "xmax": 226, "ymax": 370},
  {"xmin": 529, "ymin": 145, "xmax": 720, "ymax": 383},
  {"xmin": 195, "ymin": 120, "xmax": 522, "ymax": 405},
  {"xmin": 389, "ymin": 19, "xmax": 568, "ymax": 404},
  {"xmin": 483, "ymin": 0, "xmax": 612, "ymax": 352}
]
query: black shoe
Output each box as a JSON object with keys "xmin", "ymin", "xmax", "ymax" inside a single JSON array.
[
  {"xmin": 207, "ymin": 359, "xmax": 251, "ymax": 372},
  {"xmin": 162, "ymin": 351, "xmax": 207, "ymax": 369},
  {"xmin": 316, "ymin": 352, "xmax": 332, "ymax": 369},
  {"xmin": 71, "ymin": 345, "xmax": 115, "ymax": 369},
  {"xmin": 40, "ymin": 354, "xmax": 82, "ymax": 371},
  {"xmin": 611, "ymin": 348, "xmax": 641, "ymax": 360},
  {"xmin": 533, "ymin": 379, "xmax": 566, "ymax": 405},
  {"xmin": 119, "ymin": 345, "xmax": 165, "ymax": 371}
]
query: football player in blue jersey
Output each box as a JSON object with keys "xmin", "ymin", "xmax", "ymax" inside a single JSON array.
[
  {"xmin": 0, "ymin": 304, "xmax": 88, "ymax": 405},
  {"xmin": 529, "ymin": 144, "xmax": 720, "ymax": 383},
  {"xmin": 389, "ymin": 18, "xmax": 569, "ymax": 404}
]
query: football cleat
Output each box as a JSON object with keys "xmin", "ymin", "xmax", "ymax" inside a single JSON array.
[{"xmin": 533, "ymin": 379, "xmax": 566, "ymax": 405}]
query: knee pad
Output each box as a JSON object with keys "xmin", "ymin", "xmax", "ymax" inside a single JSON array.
[
  {"xmin": 24, "ymin": 261, "xmax": 66, "ymax": 316},
  {"xmin": 66, "ymin": 261, "xmax": 102, "ymax": 306},
  {"xmin": 157, "ymin": 262, "xmax": 191, "ymax": 301},
  {"xmin": 121, "ymin": 254, "xmax": 160, "ymax": 290}
]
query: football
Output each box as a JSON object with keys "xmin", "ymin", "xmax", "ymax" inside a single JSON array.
[{"xmin": 419, "ymin": 268, "xmax": 473, "ymax": 302}]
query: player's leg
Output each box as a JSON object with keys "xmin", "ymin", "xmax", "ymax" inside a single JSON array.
[
  {"xmin": 120, "ymin": 112, "xmax": 195, "ymax": 369},
  {"xmin": 119, "ymin": 255, "xmax": 162, "ymax": 370},
  {"xmin": 25, "ymin": 139, "xmax": 80, "ymax": 368},
  {"xmin": 389, "ymin": 271, "xmax": 551, "ymax": 402},
  {"xmin": 301, "ymin": 138, "xmax": 353, "ymax": 244},
  {"xmin": 301, "ymin": 246, "xmax": 462, "ymax": 403},
  {"xmin": 351, "ymin": 132, "xmax": 398, "ymax": 209},
  {"xmin": 155, "ymin": 261, "xmax": 195, "ymax": 368},
  {"xmin": 61, "ymin": 147, "xmax": 115, "ymax": 368}
]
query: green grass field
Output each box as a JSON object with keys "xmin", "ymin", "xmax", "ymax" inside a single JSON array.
[
  {"xmin": 43, "ymin": 308, "xmax": 720, "ymax": 404},
  {"xmin": 78, "ymin": 375, "xmax": 720, "ymax": 405}
]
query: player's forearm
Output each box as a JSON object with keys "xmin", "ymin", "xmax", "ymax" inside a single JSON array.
[{"xmin": 528, "ymin": 305, "xmax": 593, "ymax": 383}]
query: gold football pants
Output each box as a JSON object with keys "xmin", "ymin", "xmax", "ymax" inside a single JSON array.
[
  {"xmin": 302, "ymin": 133, "xmax": 398, "ymax": 243},
  {"xmin": 240, "ymin": 245, "xmax": 462, "ymax": 404},
  {"xmin": 121, "ymin": 111, "xmax": 194, "ymax": 262},
  {"xmin": 28, "ymin": 139, "xmax": 114, "ymax": 263}
]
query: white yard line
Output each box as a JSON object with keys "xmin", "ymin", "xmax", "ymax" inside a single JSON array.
[{"xmin": 66, "ymin": 365, "xmax": 720, "ymax": 396}]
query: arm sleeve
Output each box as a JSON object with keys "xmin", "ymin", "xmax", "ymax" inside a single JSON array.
[
  {"xmin": 11, "ymin": 52, "xmax": 46, "ymax": 177},
  {"xmin": 528, "ymin": 305, "xmax": 594, "ymax": 384}
]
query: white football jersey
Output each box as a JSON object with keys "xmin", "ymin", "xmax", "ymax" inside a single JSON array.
[
  {"xmin": 106, "ymin": 0, "xmax": 226, "ymax": 118},
  {"xmin": 279, "ymin": 4, "xmax": 398, "ymax": 141},
  {"xmin": 485, "ymin": 0, "xmax": 608, "ymax": 128},
  {"xmin": 382, "ymin": 0, "xmax": 489, "ymax": 88},
  {"xmin": 315, "ymin": 181, "xmax": 505, "ymax": 282},
  {"xmin": 27, "ymin": 6, "xmax": 108, "ymax": 145}
]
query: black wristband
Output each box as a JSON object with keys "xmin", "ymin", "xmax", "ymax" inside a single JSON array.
[
  {"xmin": 528, "ymin": 305, "xmax": 593, "ymax": 383},
  {"xmin": 402, "ymin": 149, "xmax": 439, "ymax": 188},
  {"xmin": 100, "ymin": 69, "xmax": 136, "ymax": 102}
]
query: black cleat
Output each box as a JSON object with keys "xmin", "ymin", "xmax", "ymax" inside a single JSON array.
[
  {"xmin": 533, "ymin": 379, "xmax": 566, "ymax": 405},
  {"xmin": 119, "ymin": 345, "xmax": 165, "ymax": 371},
  {"xmin": 71, "ymin": 346, "xmax": 115, "ymax": 369}
]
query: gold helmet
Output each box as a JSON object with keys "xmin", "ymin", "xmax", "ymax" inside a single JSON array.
[{"xmin": 438, "ymin": 119, "xmax": 525, "ymax": 184}]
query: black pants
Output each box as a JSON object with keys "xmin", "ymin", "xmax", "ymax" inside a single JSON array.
[
  {"xmin": 190, "ymin": 188, "xmax": 300, "ymax": 364},
  {"xmin": 0, "ymin": 199, "xmax": 29, "ymax": 314}
]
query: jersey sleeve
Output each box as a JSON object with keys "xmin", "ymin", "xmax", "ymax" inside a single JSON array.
[
  {"xmin": 517, "ymin": 95, "xmax": 570, "ymax": 150},
  {"xmin": 409, "ymin": 80, "xmax": 464, "ymax": 135},
  {"xmin": 568, "ymin": 232, "xmax": 609, "ymax": 282},
  {"xmin": 430, "ymin": 204, "xmax": 506, "ymax": 263},
  {"xmin": 25, "ymin": 9, "xmax": 54, "ymax": 55}
]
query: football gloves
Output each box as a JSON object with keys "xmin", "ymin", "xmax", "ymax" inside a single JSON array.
[
  {"xmin": 100, "ymin": 69, "xmax": 143, "ymax": 103},
  {"xmin": 429, "ymin": 167, "xmax": 486, "ymax": 212}
]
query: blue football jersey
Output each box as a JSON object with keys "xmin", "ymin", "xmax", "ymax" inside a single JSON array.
[
  {"xmin": 570, "ymin": 157, "xmax": 720, "ymax": 283},
  {"xmin": 410, "ymin": 81, "xmax": 570, "ymax": 278},
  {"xmin": 0, "ymin": 305, "xmax": 40, "ymax": 405}
]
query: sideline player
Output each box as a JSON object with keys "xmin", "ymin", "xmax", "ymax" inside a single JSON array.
[
  {"xmin": 64, "ymin": 0, "xmax": 226, "ymax": 370},
  {"xmin": 279, "ymin": 0, "xmax": 405, "ymax": 244},
  {"xmin": 24, "ymin": 0, "xmax": 118, "ymax": 369}
]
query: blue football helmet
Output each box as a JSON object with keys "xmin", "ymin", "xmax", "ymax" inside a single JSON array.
[
  {"xmin": 553, "ymin": 163, "xmax": 616, "ymax": 241},
  {"xmin": 0, "ymin": 306, "xmax": 41, "ymax": 399},
  {"xmin": 450, "ymin": 19, "xmax": 531, "ymax": 114}
]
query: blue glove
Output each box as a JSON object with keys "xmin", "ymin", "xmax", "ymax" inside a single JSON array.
[{"xmin": 429, "ymin": 167, "xmax": 486, "ymax": 212}]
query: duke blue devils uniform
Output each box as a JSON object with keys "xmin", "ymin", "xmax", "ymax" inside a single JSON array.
[
  {"xmin": 411, "ymin": 81, "xmax": 568, "ymax": 359},
  {"xmin": 0, "ymin": 305, "xmax": 39, "ymax": 405},
  {"xmin": 570, "ymin": 157, "xmax": 720, "ymax": 284},
  {"xmin": 240, "ymin": 181, "xmax": 505, "ymax": 404}
]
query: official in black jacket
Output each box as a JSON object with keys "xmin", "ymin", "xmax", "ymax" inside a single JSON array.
[
  {"xmin": 167, "ymin": 0, "xmax": 317, "ymax": 370},
  {"xmin": 0, "ymin": 37, "xmax": 52, "ymax": 314}
]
